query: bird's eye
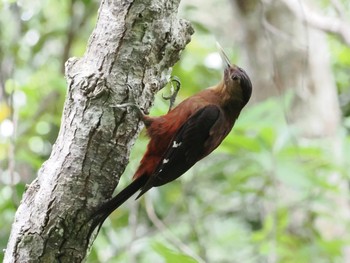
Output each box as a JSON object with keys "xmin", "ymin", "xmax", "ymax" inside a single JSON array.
[{"xmin": 232, "ymin": 75, "xmax": 239, "ymax": 81}]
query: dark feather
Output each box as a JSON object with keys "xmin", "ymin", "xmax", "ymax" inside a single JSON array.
[
  {"xmin": 89, "ymin": 175, "xmax": 148, "ymax": 237},
  {"xmin": 136, "ymin": 105, "xmax": 221, "ymax": 198}
]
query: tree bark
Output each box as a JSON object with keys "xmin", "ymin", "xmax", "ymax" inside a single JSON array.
[{"xmin": 4, "ymin": 0, "xmax": 193, "ymax": 262}]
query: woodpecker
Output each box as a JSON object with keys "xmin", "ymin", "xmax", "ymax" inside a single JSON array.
[{"xmin": 89, "ymin": 45, "xmax": 252, "ymax": 235}]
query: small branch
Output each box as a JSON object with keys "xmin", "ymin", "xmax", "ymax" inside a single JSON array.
[
  {"xmin": 61, "ymin": 0, "xmax": 97, "ymax": 73},
  {"xmin": 127, "ymin": 201, "xmax": 139, "ymax": 263},
  {"xmin": 280, "ymin": 0, "xmax": 350, "ymax": 46},
  {"xmin": 330, "ymin": 0, "xmax": 346, "ymax": 19},
  {"xmin": 144, "ymin": 196, "xmax": 206, "ymax": 263}
]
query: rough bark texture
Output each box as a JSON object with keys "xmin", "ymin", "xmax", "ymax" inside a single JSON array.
[{"xmin": 4, "ymin": 0, "xmax": 193, "ymax": 262}]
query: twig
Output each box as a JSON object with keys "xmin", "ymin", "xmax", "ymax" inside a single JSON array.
[
  {"xmin": 280, "ymin": 0, "xmax": 350, "ymax": 46},
  {"xmin": 330, "ymin": 0, "xmax": 346, "ymax": 19},
  {"xmin": 127, "ymin": 201, "xmax": 139, "ymax": 263},
  {"xmin": 144, "ymin": 196, "xmax": 206, "ymax": 263}
]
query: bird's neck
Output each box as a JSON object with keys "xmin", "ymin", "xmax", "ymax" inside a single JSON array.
[
  {"xmin": 213, "ymin": 81, "xmax": 243, "ymax": 106},
  {"xmin": 212, "ymin": 81, "xmax": 245, "ymax": 121}
]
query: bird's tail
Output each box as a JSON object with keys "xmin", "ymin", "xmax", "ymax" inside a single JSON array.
[{"xmin": 88, "ymin": 175, "xmax": 148, "ymax": 237}]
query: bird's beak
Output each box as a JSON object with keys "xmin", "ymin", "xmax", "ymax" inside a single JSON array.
[{"xmin": 216, "ymin": 42, "xmax": 232, "ymax": 70}]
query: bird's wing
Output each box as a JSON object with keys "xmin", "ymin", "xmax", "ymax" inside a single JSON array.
[{"xmin": 136, "ymin": 104, "xmax": 225, "ymax": 198}]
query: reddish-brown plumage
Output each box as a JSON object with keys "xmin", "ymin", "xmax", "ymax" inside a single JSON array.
[
  {"xmin": 89, "ymin": 52, "xmax": 252, "ymax": 236},
  {"xmin": 133, "ymin": 93, "xmax": 206, "ymax": 179},
  {"xmin": 133, "ymin": 77, "xmax": 249, "ymax": 182}
]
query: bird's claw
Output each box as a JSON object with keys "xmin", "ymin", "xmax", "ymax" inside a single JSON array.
[
  {"xmin": 162, "ymin": 76, "xmax": 181, "ymax": 112},
  {"xmin": 111, "ymin": 84, "xmax": 146, "ymax": 118}
]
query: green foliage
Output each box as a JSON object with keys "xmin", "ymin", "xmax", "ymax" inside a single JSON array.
[
  {"xmin": 330, "ymin": 37, "xmax": 350, "ymax": 117},
  {"xmin": 87, "ymin": 95, "xmax": 350, "ymax": 262},
  {"xmin": 152, "ymin": 242, "xmax": 197, "ymax": 263}
]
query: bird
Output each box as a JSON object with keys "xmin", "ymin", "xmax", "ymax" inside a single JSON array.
[{"xmin": 89, "ymin": 44, "xmax": 252, "ymax": 236}]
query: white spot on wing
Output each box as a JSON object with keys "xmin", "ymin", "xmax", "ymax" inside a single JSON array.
[
  {"xmin": 172, "ymin": 141, "xmax": 182, "ymax": 148},
  {"xmin": 163, "ymin": 159, "xmax": 169, "ymax": 164}
]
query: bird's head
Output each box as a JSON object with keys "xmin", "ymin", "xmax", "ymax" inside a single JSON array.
[{"xmin": 217, "ymin": 43, "xmax": 252, "ymax": 106}]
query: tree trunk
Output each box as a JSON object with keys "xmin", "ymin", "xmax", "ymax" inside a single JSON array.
[{"xmin": 4, "ymin": 0, "xmax": 193, "ymax": 262}]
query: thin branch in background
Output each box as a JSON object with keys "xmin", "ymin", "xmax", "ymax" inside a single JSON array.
[
  {"xmin": 0, "ymin": 56, "xmax": 13, "ymax": 102},
  {"xmin": 295, "ymin": 0, "xmax": 311, "ymax": 98},
  {"xmin": 258, "ymin": 1, "xmax": 281, "ymax": 94},
  {"xmin": 3, "ymin": 75, "xmax": 20, "ymax": 204},
  {"xmin": 127, "ymin": 200, "xmax": 139, "ymax": 263},
  {"xmin": 2, "ymin": 2, "xmax": 23, "ymax": 204},
  {"xmin": 181, "ymin": 172, "xmax": 209, "ymax": 261},
  {"xmin": 259, "ymin": 11, "xmax": 307, "ymax": 51},
  {"xmin": 144, "ymin": 196, "xmax": 206, "ymax": 263},
  {"xmin": 9, "ymin": 91, "xmax": 18, "ymax": 191},
  {"xmin": 0, "ymin": 3, "xmax": 22, "ymax": 101},
  {"xmin": 280, "ymin": 0, "xmax": 350, "ymax": 46},
  {"xmin": 330, "ymin": 0, "xmax": 347, "ymax": 20},
  {"xmin": 258, "ymin": 2, "xmax": 311, "ymax": 262},
  {"xmin": 185, "ymin": 201, "xmax": 208, "ymax": 261},
  {"xmin": 61, "ymin": 0, "xmax": 96, "ymax": 73},
  {"xmin": 259, "ymin": 0, "xmax": 304, "ymax": 151},
  {"xmin": 61, "ymin": 0, "xmax": 77, "ymax": 73}
]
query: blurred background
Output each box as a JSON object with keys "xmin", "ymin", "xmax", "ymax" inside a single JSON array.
[{"xmin": 1, "ymin": 0, "xmax": 350, "ymax": 262}]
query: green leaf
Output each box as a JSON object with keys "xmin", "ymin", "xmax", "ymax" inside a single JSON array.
[{"xmin": 152, "ymin": 242, "xmax": 197, "ymax": 263}]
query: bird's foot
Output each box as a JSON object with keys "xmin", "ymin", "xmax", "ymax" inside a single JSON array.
[
  {"xmin": 112, "ymin": 84, "xmax": 146, "ymax": 119},
  {"xmin": 162, "ymin": 76, "xmax": 181, "ymax": 112}
]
